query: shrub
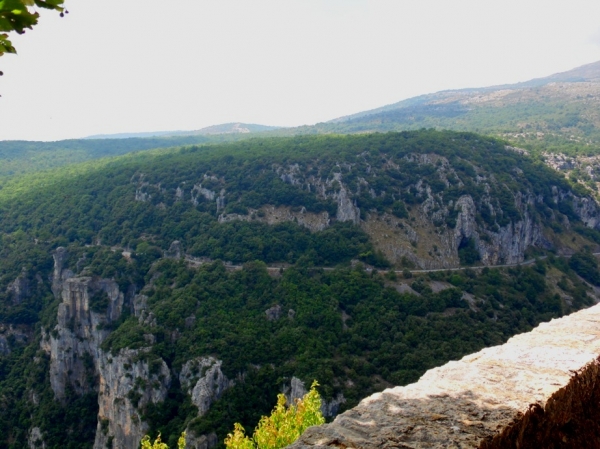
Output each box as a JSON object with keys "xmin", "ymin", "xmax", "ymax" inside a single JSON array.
[{"xmin": 225, "ymin": 381, "xmax": 325, "ymax": 449}]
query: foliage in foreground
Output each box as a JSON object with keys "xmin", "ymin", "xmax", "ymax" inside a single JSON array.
[
  {"xmin": 140, "ymin": 432, "xmax": 185, "ymax": 449},
  {"xmin": 225, "ymin": 381, "xmax": 325, "ymax": 449},
  {"xmin": 0, "ymin": 0, "xmax": 65, "ymax": 57}
]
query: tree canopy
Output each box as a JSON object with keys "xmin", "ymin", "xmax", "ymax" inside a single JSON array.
[{"xmin": 0, "ymin": 0, "xmax": 65, "ymax": 57}]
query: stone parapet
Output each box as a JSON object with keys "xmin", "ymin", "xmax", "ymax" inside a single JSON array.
[{"xmin": 290, "ymin": 304, "xmax": 600, "ymax": 448}]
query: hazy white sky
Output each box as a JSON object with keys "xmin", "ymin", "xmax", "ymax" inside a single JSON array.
[{"xmin": 1, "ymin": 0, "xmax": 600, "ymax": 141}]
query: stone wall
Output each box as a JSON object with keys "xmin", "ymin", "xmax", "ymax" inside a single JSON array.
[{"xmin": 290, "ymin": 303, "xmax": 600, "ymax": 448}]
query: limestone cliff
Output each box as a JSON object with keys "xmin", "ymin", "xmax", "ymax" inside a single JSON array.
[
  {"xmin": 283, "ymin": 377, "xmax": 346, "ymax": 418},
  {"xmin": 179, "ymin": 357, "xmax": 234, "ymax": 417},
  {"xmin": 41, "ymin": 248, "xmax": 232, "ymax": 449},
  {"xmin": 45, "ymin": 248, "xmax": 125, "ymax": 399},
  {"xmin": 94, "ymin": 349, "xmax": 171, "ymax": 449},
  {"xmin": 290, "ymin": 303, "xmax": 600, "ymax": 449},
  {"xmin": 132, "ymin": 148, "xmax": 600, "ymax": 269}
]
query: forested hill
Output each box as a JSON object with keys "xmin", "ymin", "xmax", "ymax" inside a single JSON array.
[
  {"xmin": 5, "ymin": 61, "xmax": 600, "ymax": 187},
  {"xmin": 3, "ymin": 131, "xmax": 600, "ymax": 448},
  {"xmin": 0, "ymin": 135, "xmax": 207, "ymax": 180},
  {"xmin": 272, "ymin": 61, "xmax": 600, "ymax": 155},
  {"xmin": 0, "ymin": 124, "xmax": 277, "ymax": 183}
]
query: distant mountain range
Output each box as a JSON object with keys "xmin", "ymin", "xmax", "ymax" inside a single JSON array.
[
  {"xmin": 83, "ymin": 60, "xmax": 600, "ymax": 153},
  {"xmin": 274, "ymin": 60, "xmax": 600, "ymax": 154},
  {"xmin": 2, "ymin": 61, "xmax": 600, "ymax": 182},
  {"xmin": 84, "ymin": 123, "xmax": 279, "ymax": 139}
]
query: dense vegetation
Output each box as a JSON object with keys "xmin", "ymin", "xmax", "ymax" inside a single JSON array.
[
  {"xmin": 0, "ymin": 135, "xmax": 212, "ymax": 182},
  {"xmin": 0, "ymin": 131, "xmax": 584, "ymax": 252},
  {"xmin": 0, "ymin": 131, "xmax": 599, "ymax": 448}
]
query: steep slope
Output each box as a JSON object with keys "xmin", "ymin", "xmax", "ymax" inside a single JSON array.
[
  {"xmin": 0, "ymin": 135, "xmax": 210, "ymax": 181},
  {"xmin": 2, "ymin": 131, "xmax": 598, "ymax": 269},
  {"xmin": 1, "ymin": 131, "xmax": 600, "ymax": 448},
  {"xmin": 0, "ymin": 125, "xmax": 278, "ymax": 184},
  {"xmin": 291, "ymin": 302, "xmax": 600, "ymax": 449}
]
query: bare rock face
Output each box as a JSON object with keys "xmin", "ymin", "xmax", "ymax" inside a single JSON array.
[
  {"xmin": 218, "ymin": 206, "xmax": 331, "ymax": 232},
  {"xmin": 6, "ymin": 268, "xmax": 31, "ymax": 304},
  {"xmin": 335, "ymin": 186, "xmax": 360, "ymax": 224},
  {"xmin": 165, "ymin": 240, "xmax": 183, "ymax": 259},
  {"xmin": 27, "ymin": 427, "xmax": 46, "ymax": 449},
  {"xmin": 290, "ymin": 303, "xmax": 600, "ymax": 448},
  {"xmin": 46, "ymin": 274, "xmax": 125, "ymax": 399},
  {"xmin": 180, "ymin": 357, "xmax": 234, "ymax": 417},
  {"xmin": 42, "ymin": 249, "xmax": 232, "ymax": 449},
  {"xmin": 45, "ymin": 247, "xmax": 171, "ymax": 449},
  {"xmin": 265, "ymin": 304, "xmax": 283, "ymax": 321},
  {"xmin": 93, "ymin": 349, "xmax": 171, "ymax": 449},
  {"xmin": 184, "ymin": 430, "xmax": 218, "ymax": 449},
  {"xmin": 51, "ymin": 247, "xmax": 73, "ymax": 297},
  {"xmin": 283, "ymin": 377, "xmax": 346, "ymax": 418},
  {"xmin": 284, "ymin": 376, "xmax": 308, "ymax": 405}
]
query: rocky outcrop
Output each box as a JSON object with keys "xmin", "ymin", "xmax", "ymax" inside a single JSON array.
[
  {"xmin": 265, "ymin": 304, "xmax": 283, "ymax": 321},
  {"xmin": 451, "ymin": 193, "xmax": 549, "ymax": 265},
  {"xmin": 165, "ymin": 240, "xmax": 183, "ymax": 259},
  {"xmin": 6, "ymin": 268, "xmax": 31, "ymax": 304},
  {"xmin": 42, "ymin": 249, "xmax": 235, "ymax": 449},
  {"xmin": 46, "ymin": 270, "xmax": 125, "ymax": 399},
  {"xmin": 130, "ymin": 151, "xmax": 600, "ymax": 268},
  {"xmin": 27, "ymin": 427, "xmax": 46, "ymax": 449},
  {"xmin": 179, "ymin": 357, "xmax": 234, "ymax": 417},
  {"xmin": 290, "ymin": 303, "xmax": 600, "ymax": 449},
  {"xmin": 94, "ymin": 349, "xmax": 171, "ymax": 449},
  {"xmin": 51, "ymin": 246, "xmax": 73, "ymax": 296},
  {"xmin": 334, "ymin": 186, "xmax": 360, "ymax": 224},
  {"xmin": 283, "ymin": 377, "xmax": 346, "ymax": 418},
  {"xmin": 218, "ymin": 206, "xmax": 331, "ymax": 232},
  {"xmin": 184, "ymin": 430, "xmax": 218, "ymax": 449}
]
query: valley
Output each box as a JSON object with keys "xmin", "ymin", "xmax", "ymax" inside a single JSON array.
[
  {"xmin": 3, "ymin": 58, "xmax": 600, "ymax": 449},
  {"xmin": 2, "ymin": 130, "xmax": 600, "ymax": 448}
]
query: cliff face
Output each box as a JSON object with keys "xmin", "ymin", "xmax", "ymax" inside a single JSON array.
[
  {"xmin": 94, "ymin": 349, "xmax": 171, "ymax": 449},
  {"xmin": 133, "ymin": 148, "xmax": 595, "ymax": 269},
  {"xmin": 41, "ymin": 248, "xmax": 234, "ymax": 449},
  {"xmin": 45, "ymin": 249, "xmax": 125, "ymax": 399},
  {"xmin": 290, "ymin": 303, "xmax": 600, "ymax": 449},
  {"xmin": 179, "ymin": 357, "xmax": 234, "ymax": 417}
]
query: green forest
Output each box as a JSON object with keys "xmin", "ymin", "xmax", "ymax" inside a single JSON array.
[{"xmin": 1, "ymin": 130, "xmax": 600, "ymax": 448}]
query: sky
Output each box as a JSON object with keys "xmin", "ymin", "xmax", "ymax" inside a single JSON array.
[{"xmin": 1, "ymin": 0, "xmax": 600, "ymax": 141}]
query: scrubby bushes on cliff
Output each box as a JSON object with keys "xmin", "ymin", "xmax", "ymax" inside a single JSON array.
[{"xmin": 225, "ymin": 382, "xmax": 324, "ymax": 449}]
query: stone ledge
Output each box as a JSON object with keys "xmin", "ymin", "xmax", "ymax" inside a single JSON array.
[{"xmin": 290, "ymin": 304, "xmax": 600, "ymax": 448}]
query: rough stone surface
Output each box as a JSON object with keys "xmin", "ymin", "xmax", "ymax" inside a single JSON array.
[
  {"xmin": 6, "ymin": 268, "xmax": 31, "ymax": 304},
  {"xmin": 52, "ymin": 277, "xmax": 121, "ymax": 394},
  {"xmin": 184, "ymin": 430, "xmax": 218, "ymax": 449},
  {"xmin": 27, "ymin": 427, "xmax": 46, "ymax": 449},
  {"xmin": 179, "ymin": 357, "xmax": 234, "ymax": 417},
  {"xmin": 165, "ymin": 240, "xmax": 183, "ymax": 259},
  {"xmin": 265, "ymin": 304, "xmax": 283, "ymax": 321},
  {"xmin": 335, "ymin": 186, "xmax": 360, "ymax": 224},
  {"xmin": 46, "ymin": 273, "xmax": 125, "ymax": 399},
  {"xmin": 218, "ymin": 206, "xmax": 331, "ymax": 232},
  {"xmin": 39, "ymin": 249, "xmax": 233, "ymax": 449},
  {"xmin": 290, "ymin": 303, "xmax": 600, "ymax": 448},
  {"xmin": 93, "ymin": 349, "xmax": 171, "ymax": 449},
  {"xmin": 130, "ymin": 154, "xmax": 600, "ymax": 268}
]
